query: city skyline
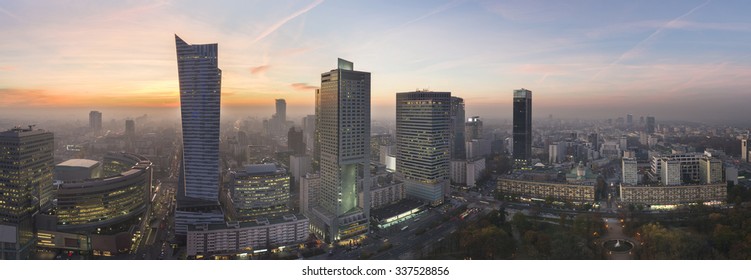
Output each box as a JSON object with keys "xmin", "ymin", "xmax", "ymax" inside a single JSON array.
[{"xmin": 2, "ymin": 0, "xmax": 751, "ymax": 123}]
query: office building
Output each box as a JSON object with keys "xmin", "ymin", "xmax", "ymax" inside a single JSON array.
[
  {"xmin": 513, "ymin": 89, "xmax": 532, "ymax": 165},
  {"xmin": 622, "ymin": 157, "xmax": 638, "ymax": 185},
  {"xmin": 646, "ymin": 116, "xmax": 656, "ymax": 134},
  {"xmin": 0, "ymin": 126, "xmax": 54, "ymax": 259},
  {"xmin": 125, "ymin": 119, "xmax": 135, "ymax": 139},
  {"xmin": 465, "ymin": 116, "xmax": 482, "ymax": 140},
  {"xmin": 174, "ymin": 34, "xmax": 224, "ymax": 235},
  {"xmin": 699, "ymin": 156, "xmax": 723, "ymax": 184},
  {"xmin": 227, "ymin": 164, "xmax": 290, "ymax": 221},
  {"xmin": 396, "ymin": 91, "xmax": 451, "ymax": 206},
  {"xmin": 89, "ymin": 111, "xmax": 102, "ymax": 131},
  {"xmin": 626, "ymin": 114, "xmax": 633, "ymax": 127},
  {"xmin": 302, "ymin": 114, "xmax": 316, "ymax": 154},
  {"xmin": 310, "ymin": 58, "xmax": 370, "ymax": 243},
  {"xmin": 287, "ymin": 127, "xmax": 305, "ymax": 155},
  {"xmin": 450, "ymin": 97, "xmax": 466, "ymax": 160},
  {"xmin": 661, "ymin": 159, "xmax": 681, "ymax": 186}
]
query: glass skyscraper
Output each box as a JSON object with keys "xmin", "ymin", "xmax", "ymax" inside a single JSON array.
[
  {"xmin": 396, "ymin": 91, "xmax": 451, "ymax": 206},
  {"xmin": 450, "ymin": 96, "xmax": 466, "ymax": 160},
  {"xmin": 174, "ymin": 35, "xmax": 224, "ymax": 235},
  {"xmin": 513, "ymin": 89, "xmax": 532, "ymax": 165}
]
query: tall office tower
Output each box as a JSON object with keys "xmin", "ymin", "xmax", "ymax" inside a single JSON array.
[
  {"xmin": 646, "ymin": 116, "xmax": 656, "ymax": 134},
  {"xmin": 622, "ymin": 157, "xmax": 638, "ymax": 185},
  {"xmin": 742, "ymin": 137, "xmax": 748, "ymax": 163},
  {"xmin": 396, "ymin": 91, "xmax": 451, "ymax": 206},
  {"xmin": 288, "ymin": 127, "xmax": 306, "ymax": 155},
  {"xmin": 89, "ymin": 111, "xmax": 102, "ymax": 131},
  {"xmin": 125, "ymin": 119, "xmax": 135, "ymax": 139},
  {"xmin": 449, "ymin": 97, "xmax": 466, "ymax": 160},
  {"xmin": 0, "ymin": 126, "xmax": 54, "ymax": 259},
  {"xmin": 588, "ymin": 133, "xmax": 599, "ymax": 151},
  {"xmin": 699, "ymin": 156, "xmax": 723, "ymax": 184},
  {"xmin": 275, "ymin": 99, "xmax": 287, "ymax": 123},
  {"xmin": 174, "ymin": 35, "xmax": 224, "ymax": 235},
  {"xmin": 465, "ymin": 116, "xmax": 483, "ymax": 140},
  {"xmin": 302, "ymin": 114, "xmax": 316, "ymax": 154},
  {"xmin": 310, "ymin": 59, "xmax": 370, "ymax": 243},
  {"xmin": 513, "ymin": 89, "xmax": 532, "ymax": 165},
  {"xmin": 626, "ymin": 114, "xmax": 633, "ymax": 127},
  {"xmin": 619, "ymin": 135, "xmax": 628, "ymax": 150}
]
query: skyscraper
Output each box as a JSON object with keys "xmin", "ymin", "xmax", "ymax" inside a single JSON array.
[
  {"xmin": 288, "ymin": 127, "xmax": 305, "ymax": 155},
  {"xmin": 646, "ymin": 116, "xmax": 656, "ymax": 134},
  {"xmin": 310, "ymin": 58, "xmax": 370, "ymax": 243},
  {"xmin": 275, "ymin": 99, "xmax": 287, "ymax": 123},
  {"xmin": 513, "ymin": 89, "xmax": 532, "ymax": 165},
  {"xmin": 465, "ymin": 116, "xmax": 483, "ymax": 140},
  {"xmin": 0, "ymin": 126, "xmax": 54, "ymax": 259},
  {"xmin": 396, "ymin": 91, "xmax": 451, "ymax": 206},
  {"xmin": 125, "ymin": 119, "xmax": 135, "ymax": 139},
  {"xmin": 89, "ymin": 111, "xmax": 102, "ymax": 131},
  {"xmin": 626, "ymin": 114, "xmax": 633, "ymax": 127},
  {"xmin": 174, "ymin": 34, "xmax": 223, "ymax": 235},
  {"xmin": 450, "ymin": 97, "xmax": 466, "ymax": 160}
]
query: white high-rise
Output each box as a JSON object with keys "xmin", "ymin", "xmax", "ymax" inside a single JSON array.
[
  {"xmin": 622, "ymin": 157, "xmax": 638, "ymax": 185},
  {"xmin": 174, "ymin": 35, "xmax": 224, "ymax": 235},
  {"xmin": 396, "ymin": 91, "xmax": 451, "ymax": 206},
  {"xmin": 310, "ymin": 59, "xmax": 370, "ymax": 243}
]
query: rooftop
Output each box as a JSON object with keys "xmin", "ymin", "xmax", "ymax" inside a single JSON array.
[{"xmin": 57, "ymin": 159, "xmax": 101, "ymax": 169}]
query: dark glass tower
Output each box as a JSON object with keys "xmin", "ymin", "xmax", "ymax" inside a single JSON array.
[
  {"xmin": 450, "ymin": 97, "xmax": 466, "ymax": 160},
  {"xmin": 513, "ymin": 89, "xmax": 532, "ymax": 165}
]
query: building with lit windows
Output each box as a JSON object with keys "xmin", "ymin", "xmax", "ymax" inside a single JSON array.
[
  {"xmin": 310, "ymin": 58, "xmax": 370, "ymax": 243},
  {"xmin": 186, "ymin": 213, "xmax": 308, "ymax": 257},
  {"xmin": 0, "ymin": 126, "xmax": 54, "ymax": 259},
  {"xmin": 396, "ymin": 91, "xmax": 450, "ymax": 206},
  {"xmin": 226, "ymin": 164, "xmax": 290, "ymax": 222},
  {"xmin": 496, "ymin": 179, "xmax": 595, "ymax": 203},
  {"xmin": 174, "ymin": 34, "xmax": 224, "ymax": 235},
  {"xmin": 619, "ymin": 183, "xmax": 726, "ymax": 206}
]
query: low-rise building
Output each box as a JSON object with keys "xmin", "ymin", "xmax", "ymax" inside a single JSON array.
[
  {"xmin": 497, "ymin": 179, "xmax": 595, "ymax": 203},
  {"xmin": 619, "ymin": 183, "xmax": 726, "ymax": 205}
]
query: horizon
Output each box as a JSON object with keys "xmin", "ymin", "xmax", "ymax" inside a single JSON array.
[{"xmin": 2, "ymin": 0, "xmax": 751, "ymax": 124}]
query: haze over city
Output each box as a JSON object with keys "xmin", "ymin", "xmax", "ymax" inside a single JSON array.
[{"xmin": 1, "ymin": 0, "xmax": 750, "ymax": 124}]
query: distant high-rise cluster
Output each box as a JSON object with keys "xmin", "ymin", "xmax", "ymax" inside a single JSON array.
[{"xmin": 513, "ymin": 89, "xmax": 532, "ymax": 165}]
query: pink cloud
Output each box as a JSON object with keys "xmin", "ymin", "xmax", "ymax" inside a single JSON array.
[
  {"xmin": 290, "ymin": 83, "xmax": 318, "ymax": 91},
  {"xmin": 249, "ymin": 65, "xmax": 271, "ymax": 75}
]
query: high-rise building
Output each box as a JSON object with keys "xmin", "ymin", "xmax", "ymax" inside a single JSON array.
[
  {"xmin": 742, "ymin": 137, "xmax": 748, "ymax": 163},
  {"xmin": 287, "ymin": 127, "xmax": 305, "ymax": 155},
  {"xmin": 588, "ymin": 133, "xmax": 599, "ymax": 151},
  {"xmin": 513, "ymin": 89, "xmax": 532, "ymax": 165},
  {"xmin": 396, "ymin": 91, "xmax": 451, "ymax": 206},
  {"xmin": 622, "ymin": 157, "xmax": 638, "ymax": 185},
  {"xmin": 174, "ymin": 35, "xmax": 224, "ymax": 235},
  {"xmin": 465, "ymin": 116, "xmax": 483, "ymax": 140},
  {"xmin": 314, "ymin": 89, "xmax": 321, "ymax": 165},
  {"xmin": 275, "ymin": 99, "xmax": 287, "ymax": 123},
  {"xmin": 661, "ymin": 159, "xmax": 681, "ymax": 186},
  {"xmin": 646, "ymin": 116, "xmax": 656, "ymax": 134},
  {"xmin": 89, "ymin": 111, "xmax": 102, "ymax": 131},
  {"xmin": 626, "ymin": 114, "xmax": 633, "ymax": 127},
  {"xmin": 449, "ymin": 97, "xmax": 466, "ymax": 160},
  {"xmin": 310, "ymin": 58, "xmax": 370, "ymax": 243},
  {"xmin": 125, "ymin": 119, "xmax": 135, "ymax": 139},
  {"xmin": 0, "ymin": 126, "xmax": 54, "ymax": 259},
  {"xmin": 699, "ymin": 156, "xmax": 723, "ymax": 184},
  {"xmin": 302, "ymin": 114, "xmax": 316, "ymax": 154}
]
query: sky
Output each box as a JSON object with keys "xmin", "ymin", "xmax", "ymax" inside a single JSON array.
[{"xmin": 1, "ymin": 0, "xmax": 751, "ymax": 123}]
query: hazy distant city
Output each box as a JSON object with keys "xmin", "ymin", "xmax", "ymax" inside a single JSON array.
[{"xmin": 2, "ymin": 1, "xmax": 751, "ymax": 261}]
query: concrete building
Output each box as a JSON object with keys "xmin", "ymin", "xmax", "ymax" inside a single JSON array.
[
  {"xmin": 186, "ymin": 214, "xmax": 309, "ymax": 257},
  {"xmin": 0, "ymin": 127, "xmax": 54, "ymax": 259},
  {"xmin": 299, "ymin": 173, "xmax": 320, "ymax": 218},
  {"xmin": 699, "ymin": 156, "xmax": 723, "ymax": 184},
  {"xmin": 620, "ymin": 183, "xmax": 726, "ymax": 205},
  {"xmin": 54, "ymin": 159, "xmax": 102, "ymax": 182},
  {"xmin": 302, "ymin": 115, "xmax": 316, "ymax": 155},
  {"xmin": 450, "ymin": 157, "xmax": 486, "ymax": 187},
  {"xmin": 661, "ymin": 159, "xmax": 682, "ymax": 186},
  {"xmin": 396, "ymin": 91, "xmax": 450, "ymax": 206},
  {"xmin": 513, "ymin": 89, "xmax": 532, "ymax": 165},
  {"xmin": 742, "ymin": 137, "xmax": 748, "ymax": 163},
  {"xmin": 310, "ymin": 59, "xmax": 370, "ymax": 243},
  {"xmin": 227, "ymin": 164, "xmax": 290, "ymax": 221},
  {"xmin": 174, "ymin": 35, "xmax": 224, "ymax": 235},
  {"xmin": 548, "ymin": 142, "xmax": 566, "ymax": 164},
  {"xmin": 649, "ymin": 153, "xmax": 702, "ymax": 184},
  {"xmin": 366, "ymin": 173, "xmax": 405, "ymax": 210},
  {"xmin": 622, "ymin": 157, "xmax": 638, "ymax": 185},
  {"xmin": 497, "ymin": 179, "xmax": 595, "ymax": 203}
]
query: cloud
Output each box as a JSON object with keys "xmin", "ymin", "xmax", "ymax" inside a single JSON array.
[
  {"xmin": 0, "ymin": 65, "xmax": 16, "ymax": 71},
  {"xmin": 250, "ymin": 0, "xmax": 324, "ymax": 44},
  {"xmin": 249, "ymin": 65, "xmax": 271, "ymax": 75},
  {"xmin": 290, "ymin": 83, "xmax": 318, "ymax": 91},
  {"xmin": 0, "ymin": 6, "xmax": 21, "ymax": 22}
]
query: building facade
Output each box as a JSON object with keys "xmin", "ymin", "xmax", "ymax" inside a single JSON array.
[
  {"xmin": 450, "ymin": 97, "xmax": 466, "ymax": 160},
  {"xmin": 227, "ymin": 164, "xmax": 290, "ymax": 221},
  {"xmin": 497, "ymin": 179, "xmax": 595, "ymax": 203},
  {"xmin": 174, "ymin": 34, "xmax": 224, "ymax": 235},
  {"xmin": 396, "ymin": 91, "xmax": 450, "ymax": 206},
  {"xmin": 513, "ymin": 89, "xmax": 532, "ymax": 165},
  {"xmin": 0, "ymin": 127, "xmax": 54, "ymax": 259},
  {"xmin": 89, "ymin": 111, "xmax": 102, "ymax": 132},
  {"xmin": 310, "ymin": 59, "xmax": 370, "ymax": 243},
  {"xmin": 622, "ymin": 157, "xmax": 638, "ymax": 185},
  {"xmin": 620, "ymin": 183, "xmax": 726, "ymax": 205}
]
